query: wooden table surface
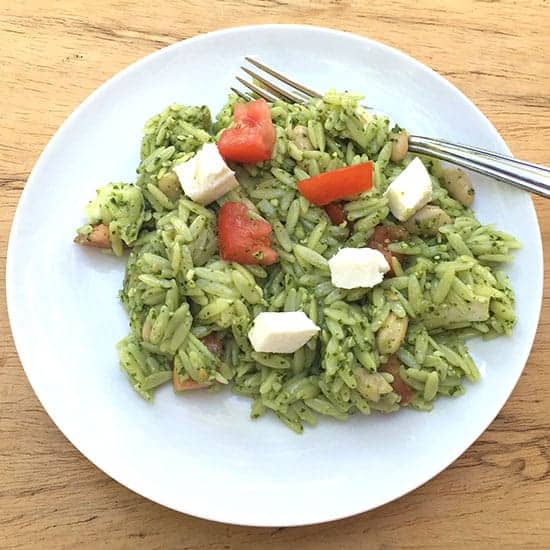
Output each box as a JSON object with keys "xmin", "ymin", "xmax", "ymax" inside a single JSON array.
[{"xmin": 1, "ymin": 1, "xmax": 549, "ymax": 548}]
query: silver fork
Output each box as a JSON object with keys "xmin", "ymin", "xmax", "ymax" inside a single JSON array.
[{"xmin": 233, "ymin": 57, "xmax": 550, "ymax": 199}]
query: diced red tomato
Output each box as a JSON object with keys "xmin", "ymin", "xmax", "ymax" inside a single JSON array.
[
  {"xmin": 323, "ymin": 202, "xmax": 347, "ymax": 225},
  {"xmin": 381, "ymin": 355, "xmax": 415, "ymax": 406},
  {"xmin": 297, "ymin": 162, "xmax": 373, "ymax": 206},
  {"xmin": 173, "ymin": 335, "xmax": 223, "ymax": 392},
  {"xmin": 367, "ymin": 224, "xmax": 409, "ymax": 277},
  {"xmin": 173, "ymin": 369, "xmax": 211, "ymax": 392},
  {"xmin": 217, "ymin": 99, "xmax": 276, "ymax": 164},
  {"xmin": 201, "ymin": 333, "xmax": 224, "ymax": 356},
  {"xmin": 218, "ymin": 202, "xmax": 278, "ymax": 265}
]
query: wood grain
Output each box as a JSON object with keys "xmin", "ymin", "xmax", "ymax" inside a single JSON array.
[{"xmin": 1, "ymin": 1, "xmax": 549, "ymax": 548}]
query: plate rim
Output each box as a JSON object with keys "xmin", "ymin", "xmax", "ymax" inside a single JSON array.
[{"xmin": 6, "ymin": 23, "xmax": 544, "ymax": 526}]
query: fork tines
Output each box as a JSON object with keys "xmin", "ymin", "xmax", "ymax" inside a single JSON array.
[{"xmin": 234, "ymin": 57, "xmax": 322, "ymax": 104}]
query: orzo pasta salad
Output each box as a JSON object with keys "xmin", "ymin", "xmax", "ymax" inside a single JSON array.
[{"xmin": 74, "ymin": 91, "xmax": 519, "ymax": 433}]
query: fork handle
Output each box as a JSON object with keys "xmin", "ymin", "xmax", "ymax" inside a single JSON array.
[{"xmin": 408, "ymin": 135, "xmax": 550, "ymax": 199}]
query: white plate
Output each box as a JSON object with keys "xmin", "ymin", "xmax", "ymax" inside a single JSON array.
[{"xmin": 6, "ymin": 24, "xmax": 543, "ymax": 526}]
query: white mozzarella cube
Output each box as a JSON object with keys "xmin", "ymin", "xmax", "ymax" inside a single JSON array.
[
  {"xmin": 384, "ymin": 157, "xmax": 433, "ymax": 221},
  {"xmin": 248, "ymin": 311, "xmax": 320, "ymax": 354},
  {"xmin": 173, "ymin": 143, "xmax": 239, "ymax": 205},
  {"xmin": 328, "ymin": 247, "xmax": 390, "ymax": 289}
]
